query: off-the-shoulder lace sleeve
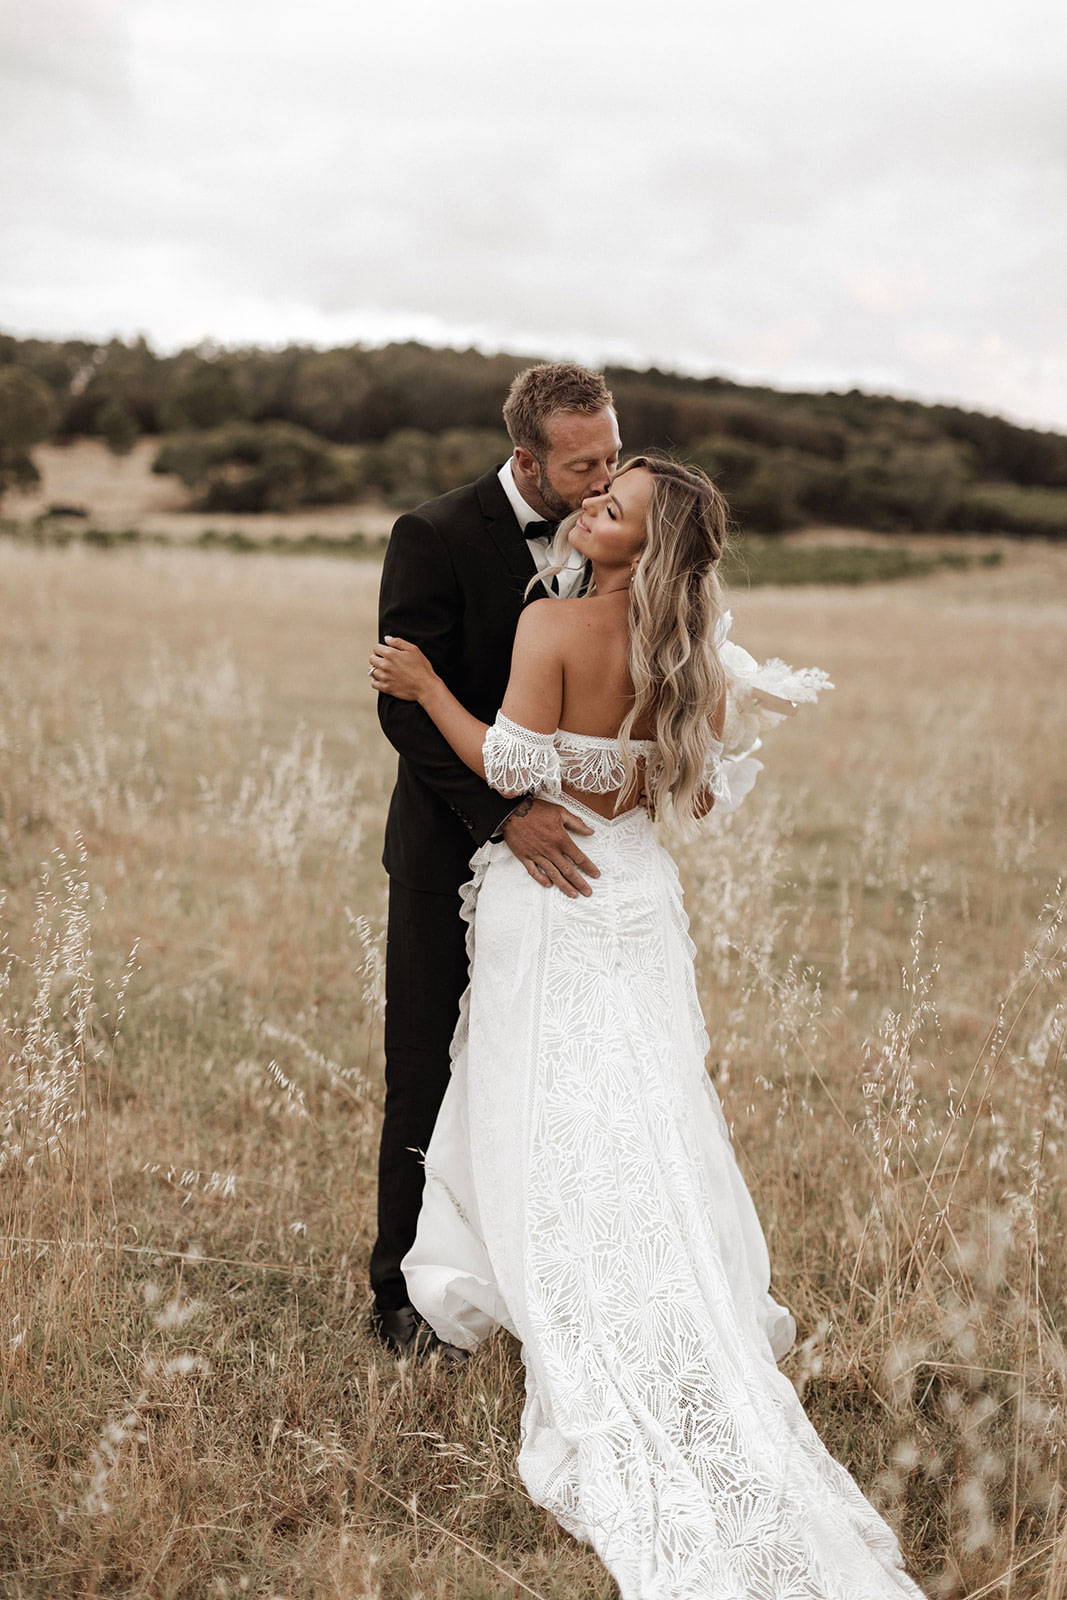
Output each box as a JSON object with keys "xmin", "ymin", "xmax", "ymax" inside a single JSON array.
[
  {"xmin": 698, "ymin": 736, "xmax": 727, "ymax": 800},
  {"xmin": 708, "ymin": 609, "xmax": 833, "ymax": 814},
  {"xmin": 694, "ymin": 732, "xmax": 760, "ymax": 818},
  {"xmin": 482, "ymin": 711, "xmax": 562, "ymax": 799},
  {"xmin": 716, "ymin": 610, "xmax": 834, "ymax": 761}
]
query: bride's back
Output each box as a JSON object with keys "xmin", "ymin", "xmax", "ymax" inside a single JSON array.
[
  {"xmin": 547, "ymin": 591, "xmax": 656, "ymax": 817},
  {"xmin": 553, "ymin": 591, "xmax": 650, "ymax": 741},
  {"xmin": 518, "ymin": 456, "xmax": 729, "ymax": 821}
]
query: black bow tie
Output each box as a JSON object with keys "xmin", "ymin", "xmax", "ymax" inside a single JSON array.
[{"xmin": 525, "ymin": 520, "xmax": 558, "ymax": 541}]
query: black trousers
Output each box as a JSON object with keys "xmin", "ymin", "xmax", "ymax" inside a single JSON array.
[{"xmin": 369, "ymin": 877, "xmax": 471, "ymax": 1312}]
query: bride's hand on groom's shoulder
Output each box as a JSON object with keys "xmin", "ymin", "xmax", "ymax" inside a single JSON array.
[{"xmin": 368, "ymin": 636, "xmax": 436, "ymax": 702}]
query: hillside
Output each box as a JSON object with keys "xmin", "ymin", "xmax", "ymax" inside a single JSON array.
[
  {"xmin": 3, "ymin": 439, "xmax": 396, "ymax": 541},
  {"xmin": 2, "ymin": 332, "xmax": 1066, "ymax": 534}
]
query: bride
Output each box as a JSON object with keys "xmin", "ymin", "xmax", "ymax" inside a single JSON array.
[{"xmin": 368, "ymin": 456, "xmax": 924, "ymax": 1600}]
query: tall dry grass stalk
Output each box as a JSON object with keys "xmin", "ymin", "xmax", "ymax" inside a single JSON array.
[{"xmin": 0, "ymin": 537, "xmax": 1063, "ymax": 1598}]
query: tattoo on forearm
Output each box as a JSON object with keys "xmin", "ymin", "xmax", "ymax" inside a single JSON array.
[{"xmin": 509, "ymin": 797, "xmax": 535, "ymax": 821}]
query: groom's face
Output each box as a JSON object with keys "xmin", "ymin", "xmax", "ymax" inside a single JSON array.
[{"xmin": 526, "ymin": 407, "xmax": 622, "ymax": 520}]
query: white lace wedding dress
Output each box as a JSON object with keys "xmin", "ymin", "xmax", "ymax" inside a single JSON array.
[{"xmin": 401, "ymin": 619, "xmax": 924, "ymax": 1599}]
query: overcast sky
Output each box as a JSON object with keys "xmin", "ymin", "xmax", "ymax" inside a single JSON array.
[{"xmin": 2, "ymin": 0, "xmax": 1066, "ymax": 430}]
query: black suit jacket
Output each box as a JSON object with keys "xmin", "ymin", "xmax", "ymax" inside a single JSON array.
[{"xmin": 377, "ymin": 466, "xmax": 548, "ymax": 894}]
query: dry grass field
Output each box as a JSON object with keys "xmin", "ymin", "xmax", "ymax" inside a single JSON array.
[{"xmin": 0, "ymin": 536, "xmax": 1064, "ymax": 1599}]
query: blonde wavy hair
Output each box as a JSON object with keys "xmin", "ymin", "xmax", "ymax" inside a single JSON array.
[{"xmin": 533, "ymin": 456, "xmax": 730, "ymax": 827}]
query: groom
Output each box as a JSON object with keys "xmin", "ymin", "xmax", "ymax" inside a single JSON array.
[{"xmin": 370, "ymin": 362, "xmax": 621, "ymax": 1359}]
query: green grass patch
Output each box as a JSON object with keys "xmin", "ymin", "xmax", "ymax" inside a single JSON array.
[
  {"xmin": 959, "ymin": 482, "xmax": 1067, "ymax": 536},
  {"xmin": 196, "ymin": 527, "xmax": 388, "ymax": 557},
  {"xmin": 723, "ymin": 536, "xmax": 1002, "ymax": 587},
  {"xmin": 2, "ymin": 517, "xmax": 1005, "ymax": 586},
  {"xmin": 0, "ymin": 517, "xmax": 388, "ymax": 557}
]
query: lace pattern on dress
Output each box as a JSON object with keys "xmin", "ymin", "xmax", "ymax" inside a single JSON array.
[
  {"xmin": 484, "ymin": 716, "xmax": 734, "ymax": 815},
  {"xmin": 555, "ymin": 730, "xmax": 656, "ymax": 795},
  {"xmin": 483, "ymin": 712, "xmax": 562, "ymax": 797},
  {"xmin": 480, "ymin": 614, "xmax": 833, "ymax": 818},
  {"xmin": 409, "ymin": 643, "xmax": 923, "ymax": 1598},
  {"xmin": 699, "ymin": 734, "xmax": 729, "ymax": 806}
]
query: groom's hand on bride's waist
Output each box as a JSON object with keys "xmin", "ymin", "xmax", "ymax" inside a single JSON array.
[{"xmin": 500, "ymin": 798, "xmax": 599, "ymax": 898}]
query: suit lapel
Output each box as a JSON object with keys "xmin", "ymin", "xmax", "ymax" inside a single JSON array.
[
  {"xmin": 475, "ymin": 467, "xmax": 539, "ymax": 601},
  {"xmin": 473, "ymin": 466, "xmax": 592, "ymax": 606}
]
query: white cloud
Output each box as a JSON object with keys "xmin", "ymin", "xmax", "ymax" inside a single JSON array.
[{"xmin": 1, "ymin": 0, "xmax": 1065, "ymax": 429}]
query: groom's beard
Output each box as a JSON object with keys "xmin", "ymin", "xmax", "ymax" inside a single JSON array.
[{"xmin": 533, "ymin": 464, "xmax": 582, "ymax": 522}]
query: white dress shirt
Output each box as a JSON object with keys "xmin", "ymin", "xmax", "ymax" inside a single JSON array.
[{"xmin": 497, "ymin": 459, "xmax": 585, "ymax": 599}]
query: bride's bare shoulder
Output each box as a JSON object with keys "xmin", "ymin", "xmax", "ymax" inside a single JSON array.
[
  {"xmin": 516, "ymin": 597, "xmax": 576, "ymax": 637},
  {"xmin": 512, "ymin": 598, "xmax": 573, "ymax": 664},
  {"xmin": 517, "ymin": 596, "xmax": 624, "ymax": 657}
]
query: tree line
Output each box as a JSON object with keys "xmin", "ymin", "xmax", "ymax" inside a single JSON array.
[{"xmin": 1, "ymin": 332, "xmax": 1065, "ymax": 534}]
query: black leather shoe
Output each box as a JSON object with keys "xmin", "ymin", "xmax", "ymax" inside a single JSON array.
[{"xmin": 370, "ymin": 1303, "xmax": 470, "ymax": 1365}]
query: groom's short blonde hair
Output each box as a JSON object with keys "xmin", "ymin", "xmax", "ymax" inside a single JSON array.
[{"xmin": 503, "ymin": 363, "xmax": 615, "ymax": 459}]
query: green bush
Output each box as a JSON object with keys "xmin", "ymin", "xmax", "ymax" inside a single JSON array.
[
  {"xmin": 153, "ymin": 422, "xmax": 361, "ymax": 512},
  {"xmin": 698, "ymin": 398, "xmax": 849, "ymax": 459},
  {"xmin": 818, "ymin": 438, "xmax": 975, "ymax": 531},
  {"xmin": 98, "ymin": 394, "xmax": 141, "ymax": 456},
  {"xmin": 0, "ymin": 365, "xmax": 57, "ymax": 502},
  {"xmin": 686, "ymin": 438, "xmax": 841, "ymax": 533},
  {"xmin": 952, "ymin": 483, "xmax": 1067, "ymax": 537},
  {"xmin": 363, "ymin": 428, "xmax": 437, "ymax": 506},
  {"xmin": 431, "ymin": 428, "xmax": 512, "ymax": 494},
  {"xmin": 159, "ymin": 354, "xmax": 249, "ymax": 432},
  {"xmin": 364, "ymin": 427, "xmax": 510, "ymax": 506},
  {"xmin": 686, "ymin": 434, "xmax": 764, "ymax": 496},
  {"xmin": 732, "ymin": 451, "xmax": 839, "ymax": 533},
  {"xmin": 288, "ymin": 349, "xmax": 374, "ymax": 440}
]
